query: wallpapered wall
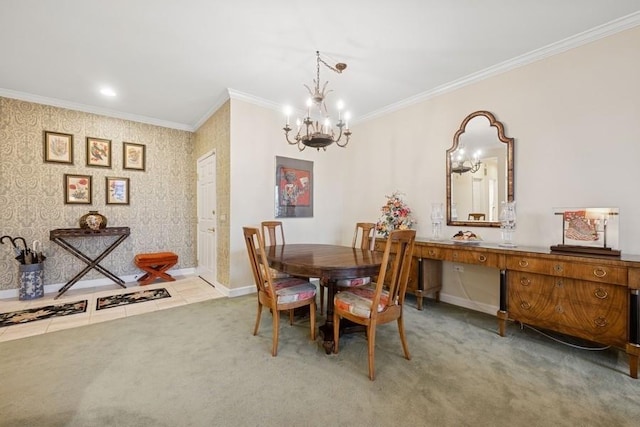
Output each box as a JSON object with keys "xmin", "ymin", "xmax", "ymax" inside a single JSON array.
[
  {"xmin": 0, "ymin": 97, "xmax": 195, "ymax": 291},
  {"xmin": 193, "ymin": 100, "xmax": 231, "ymax": 287}
]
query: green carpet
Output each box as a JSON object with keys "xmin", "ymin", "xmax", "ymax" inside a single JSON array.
[{"xmin": 0, "ymin": 295, "xmax": 637, "ymax": 426}]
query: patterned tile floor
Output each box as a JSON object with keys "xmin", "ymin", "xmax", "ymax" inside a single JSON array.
[{"xmin": 0, "ymin": 275, "xmax": 224, "ymax": 342}]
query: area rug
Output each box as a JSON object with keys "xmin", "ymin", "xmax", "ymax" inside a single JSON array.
[
  {"xmin": 0, "ymin": 300, "xmax": 87, "ymax": 327},
  {"xmin": 96, "ymin": 288, "xmax": 171, "ymax": 310}
]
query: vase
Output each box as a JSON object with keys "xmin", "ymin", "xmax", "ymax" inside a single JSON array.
[
  {"xmin": 79, "ymin": 211, "xmax": 107, "ymax": 230},
  {"xmin": 499, "ymin": 201, "xmax": 516, "ymax": 247},
  {"xmin": 430, "ymin": 203, "xmax": 444, "ymax": 240}
]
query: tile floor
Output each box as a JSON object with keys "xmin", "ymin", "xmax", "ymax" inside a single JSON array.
[{"xmin": 0, "ymin": 275, "xmax": 224, "ymax": 342}]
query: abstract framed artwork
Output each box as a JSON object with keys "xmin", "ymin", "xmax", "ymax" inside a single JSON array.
[
  {"xmin": 275, "ymin": 156, "xmax": 313, "ymax": 218},
  {"xmin": 86, "ymin": 137, "xmax": 112, "ymax": 168},
  {"xmin": 123, "ymin": 142, "xmax": 146, "ymax": 171},
  {"xmin": 44, "ymin": 131, "xmax": 74, "ymax": 164},
  {"xmin": 106, "ymin": 177, "xmax": 130, "ymax": 205},
  {"xmin": 64, "ymin": 174, "xmax": 92, "ymax": 204}
]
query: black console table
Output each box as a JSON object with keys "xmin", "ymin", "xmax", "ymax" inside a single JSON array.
[{"xmin": 49, "ymin": 227, "xmax": 130, "ymax": 299}]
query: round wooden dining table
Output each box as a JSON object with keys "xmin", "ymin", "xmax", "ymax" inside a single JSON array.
[{"xmin": 265, "ymin": 243, "xmax": 384, "ymax": 353}]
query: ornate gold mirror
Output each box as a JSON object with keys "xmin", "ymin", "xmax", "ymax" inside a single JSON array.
[{"xmin": 446, "ymin": 111, "xmax": 514, "ymax": 228}]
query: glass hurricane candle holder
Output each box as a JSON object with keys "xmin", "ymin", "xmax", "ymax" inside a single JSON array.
[
  {"xmin": 499, "ymin": 201, "xmax": 517, "ymax": 247},
  {"xmin": 430, "ymin": 203, "xmax": 444, "ymax": 240}
]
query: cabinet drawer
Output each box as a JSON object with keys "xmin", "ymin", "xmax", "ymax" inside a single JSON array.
[
  {"xmin": 506, "ymin": 255, "xmax": 626, "ymax": 285},
  {"xmin": 420, "ymin": 246, "xmax": 446, "ymax": 260},
  {"xmin": 444, "ymin": 248, "xmax": 498, "ymax": 268}
]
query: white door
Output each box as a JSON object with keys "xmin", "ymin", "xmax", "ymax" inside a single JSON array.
[{"xmin": 197, "ymin": 150, "xmax": 216, "ymax": 285}]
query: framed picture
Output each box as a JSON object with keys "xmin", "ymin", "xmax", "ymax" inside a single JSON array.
[
  {"xmin": 106, "ymin": 177, "xmax": 130, "ymax": 205},
  {"xmin": 86, "ymin": 137, "xmax": 112, "ymax": 167},
  {"xmin": 64, "ymin": 174, "xmax": 92, "ymax": 204},
  {"xmin": 275, "ymin": 156, "xmax": 313, "ymax": 218},
  {"xmin": 123, "ymin": 142, "xmax": 146, "ymax": 171},
  {"xmin": 44, "ymin": 131, "xmax": 74, "ymax": 164}
]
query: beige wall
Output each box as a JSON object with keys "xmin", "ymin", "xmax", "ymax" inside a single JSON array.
[
  {"xmin": 345, "ymin": 26, "xmax": 640, "ymax": 311},
  {"xmin": 193, "ymin": 100, "xmax": 231, "ymax": 287},
  {"xmin": 0, "ymin": 97, "xmax": 195, "ymax": 291}
]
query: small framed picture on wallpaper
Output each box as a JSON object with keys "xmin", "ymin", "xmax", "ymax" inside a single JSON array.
[
  {"xmin": 86, "ymin": 137, "xmax": 112, "ymax": 167},
  {"xmin": 44, "ymin": 131, "xmax": 74, "ymax": 164},
  {"xmin": 64, "ymin": 174, "xmax": 92, "ymax": 204},
  {"xmin": 106, "ymin": 177, "xmax": 130, "ymax": 205},
  {"xmin": 123, "ymin": 142, "xmax": 146, "ymax": 171}
]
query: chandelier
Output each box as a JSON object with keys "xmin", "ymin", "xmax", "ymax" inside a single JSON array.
[
  {"xmin": 450, "ymin": 147, "xmax": 482, "ymax": 174},
  {"xmin": 283, "ymin": 51, "xmax": 352, "ymax": 151}
]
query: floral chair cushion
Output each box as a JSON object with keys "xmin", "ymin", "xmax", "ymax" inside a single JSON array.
[
  {"xmin": 334, "ymin": 285, "xmax": 389, "ymax": 318},
  {"xmin": 335, "ymin": 276, "xmax": 371, "ymax": 287},
  {"xmin": 270, "ymin": 277, "xmax": 317, "ymax": 304}
]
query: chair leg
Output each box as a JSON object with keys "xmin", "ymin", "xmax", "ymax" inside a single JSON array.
[
  {"xmin": 272, "ymin": 309, "xmax": 280, "ymax": 357},
  {"xmin": 309, "ymin": 301, "xmax": 316, "ymax": 341},
  {"xmin": 253, "ymin": 302, "xmax": 263, "ymax": 336},
  {"xmin": 289, "ymin": 309, "xmax": 294, "ymax": 325},
  {"xmin": 320, "ymin": 285, "xmax": 325, "ymax": 315},
  {"xmin": 333, "ymin": 310, "xmax": 341, "ymax": 353},
  {"xmin": 367, "ymin": 324, "xmax": 377, "ymax": 381},
  {"xmin": 397, "ymin": 315, "xmax": 411, "ymax": 360}
]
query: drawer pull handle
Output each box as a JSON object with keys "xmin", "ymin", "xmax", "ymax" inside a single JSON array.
[
  {"xmin": 478, "ymin": 255, "xmax": 487, "ymax": 262},
  {"xmin": 555, "ymin": 279, "xmax": 563, "ymax": 288},
  {"xmin": 429, "ymin": 250, "xmax": 436, "ymax": 256},
  {"xmin": 520, "ymin": 301, "xmax": 531, "ymax": 310},
  {"xmin": 554, "ymin": 264, "xmax": 563, "ymax": 272},
  {"xmin": 594, "ymin": 317, "xmax": 608, "ymax": 327},
  {"xmin": 453, "ymin": 253, "xmax": 458, "ymax": 260},
  {"xmin": 555, "ymin": 305, "xmax": 564, "ymax": 314},
  {"xmin": 518, "ymin": 260, "xmax": 529, "ymax": 268},
  {"xmin": 594, "ymin": 288, "xmax": 608, "ymax": 299},
  {"xmin": 593, "ymin": 268, "xmax": 607, "ymax": 278},
  {"xmin": 520, "ymin": 278, "xmax": 531, "ymax": 286}
]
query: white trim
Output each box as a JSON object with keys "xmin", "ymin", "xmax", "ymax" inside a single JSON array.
[
  {"xmin": 227, "ymin": 88, "xmax": 283, "ymax": 111},
  {"xmin": 0, "ymin": 88, "xmax": 194, "ymax": 131},
  {"xmin": 191, "ymin": 90, "xmax": 232, "ymax": 130},
  {"xmin": 0, "ymin": 267, "xmax": 196, "ymax": 300},
  {"xmin": 438, "ymin": 292, "xmax": 498, "ymax": 317},
  {"xmin": 358, "ymin": 11, "xmax": 640, "ymax": 124},
  {"xmin": 213, "ymin": 283, "xmax": 256, "ymax": 298}
]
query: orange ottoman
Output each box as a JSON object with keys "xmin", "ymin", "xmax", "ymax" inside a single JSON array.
[{"xmin": 134, "ymin": 252, "xmax": 178, "ymax": 286}]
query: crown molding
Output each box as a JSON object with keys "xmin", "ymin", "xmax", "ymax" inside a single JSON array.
[
  {"xmin": 0, "ymin": 88, "xmax": 194, "ymax": 132},
  {"xmin": 358, "ymin": 11, "xmax": 640, "ymax": 124}
]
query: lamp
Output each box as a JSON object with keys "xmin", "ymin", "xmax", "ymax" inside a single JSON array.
[
  {"xmin": 450, "ymin": 147, "xmax": 482, "ymax": 174},
  {"xmin": 283, "ymin": 51, "xmax": 352, "ymax": 151}
]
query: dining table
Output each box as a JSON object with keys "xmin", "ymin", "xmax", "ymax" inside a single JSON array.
[{"xmin": 265, "ymin": 243, "xmax": 384, "ymax": 353}]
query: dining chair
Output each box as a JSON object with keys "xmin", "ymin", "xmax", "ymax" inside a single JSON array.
[
  {"xmin": 260, "ymin": 221, "xmax": 290, "ymax": 279},
  {"xmin": 333, "ymin": 228, "xmax": 416, "ymax": 380},
  {"xmin": 243, "ymin": 226, "xmax": 317, "ymax": 356},
  {"xmin": 319, "ymin": 222, "xmax": 376, "ymax": 315}
]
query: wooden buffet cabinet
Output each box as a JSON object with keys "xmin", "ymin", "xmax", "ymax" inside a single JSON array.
[{"xmin": 374, "ymin": 238, "xmax": 640, "ymax": 378}]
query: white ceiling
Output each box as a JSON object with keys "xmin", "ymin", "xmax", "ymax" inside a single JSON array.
[{"xmin": 1, "ymin": 1, "xmax": 639, "ymax": 131}]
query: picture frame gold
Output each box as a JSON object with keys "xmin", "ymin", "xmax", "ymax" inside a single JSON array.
[
  {"xmin": 106, "ymin": 177, "xmax": 130, "ymax": 205},
  {"xmin": 44, "ymin": 131, "xmax": 74, "ymax": 164},
  {"xmin": 123, "ymin": 142, "xmax": 146, "ymax": 171},
  {"xmin": 86, "ymin": 137, "xmax": 112, "ymax": 168},
  {"xmin": 64, "ymin": 174, "xmax": 92, "ymax": 204}
]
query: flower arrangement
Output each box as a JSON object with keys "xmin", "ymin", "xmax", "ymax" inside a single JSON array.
[{"xmin": 375, "ymin": 191, "xmax": 416, "ymax": 238}]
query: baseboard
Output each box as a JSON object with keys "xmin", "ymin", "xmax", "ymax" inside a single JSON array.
[
  {"xmin": 0, "ymin": 267, "xmax": 196, "ymax": 300},
  {"xmin": 438, "ymin": 293, "xmax": 498, "ymax": 316}
]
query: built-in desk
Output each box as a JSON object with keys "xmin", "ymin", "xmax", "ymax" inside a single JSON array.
[{"xmin": 375, "ymin": 238, "xmax": 640, "ymax": 378}]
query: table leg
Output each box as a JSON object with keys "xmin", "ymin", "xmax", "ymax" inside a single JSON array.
[
  {"xmin": 53, "ymin": 235, "xmax": 128, "ymax": 299},
  {"xmin": 319, "ymin": 278, "xmax": 337, "ymax": 354}
]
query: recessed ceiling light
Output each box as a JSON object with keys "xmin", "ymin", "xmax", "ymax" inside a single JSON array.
[{"xmin": 100, "ymin": 87, "xmax": 117, "ymax": 97}]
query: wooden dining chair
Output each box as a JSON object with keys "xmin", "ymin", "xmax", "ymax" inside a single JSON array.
[
  {"xmin": 468, "ymin": 213, "xmax": 486, "ymax": 221},
  {"xmin": 333, "ymin": 229, "xmax": 416, "ymax": 380},
  {"xmin": 319, "ymin": 222, "xmax": 376, "ymax": 314},
  {"xmin": 260, "ymin": 221, "xmax": 290, "ymax": 279},
  {"xmin": 243, "ymin": 227, "xmax": 317, "ymax": 356}
]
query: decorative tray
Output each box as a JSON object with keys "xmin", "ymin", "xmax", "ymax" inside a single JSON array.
[{"xmin": 450, "ymin": 231, "xmax": 482, "ymax": 244}]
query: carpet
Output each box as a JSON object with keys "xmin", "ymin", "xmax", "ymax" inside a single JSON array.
[
  {"xmin": 0, "ymin": 300, "xmax": 87, "ymax": 327},
  {"xmin": 96, "ymin": 288, "xmax": 171, "ymax": 310}
]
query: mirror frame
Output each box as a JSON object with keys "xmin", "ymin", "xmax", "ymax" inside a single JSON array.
[{"xmin": 446, "ymin": 110, "xmax": 514, "ymax": 228}]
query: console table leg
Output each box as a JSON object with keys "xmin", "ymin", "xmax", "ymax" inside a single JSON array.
[{"xmin": 497, "ymin": 269, "xmax": 508, "ymax": 337}]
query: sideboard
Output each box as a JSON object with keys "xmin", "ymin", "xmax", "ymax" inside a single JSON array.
[{"xmin": 374, "ymin": 237, "xmax": 640, "ymax": 378}]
